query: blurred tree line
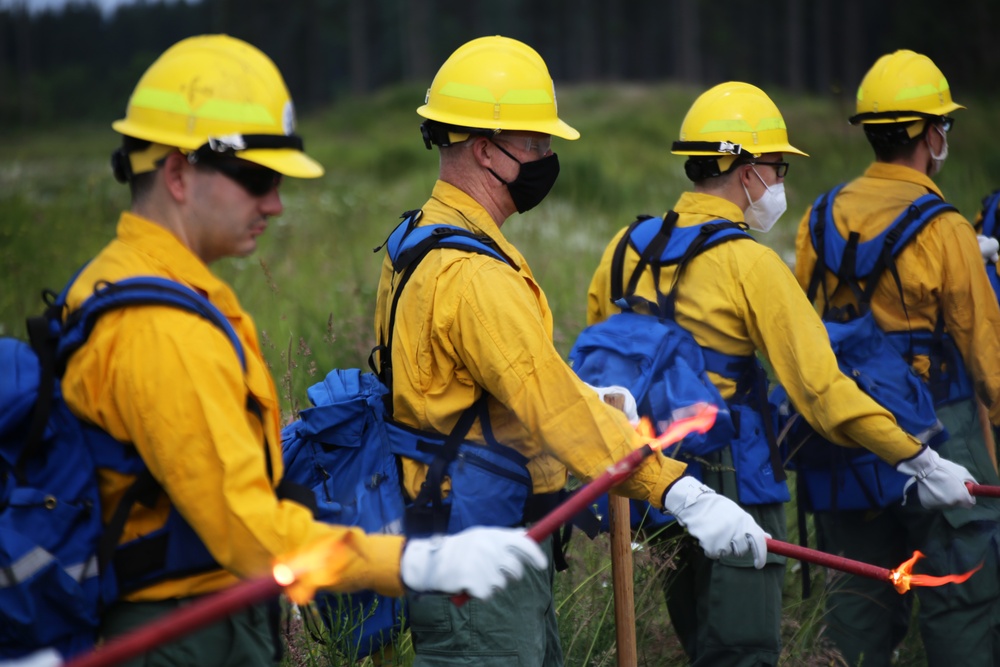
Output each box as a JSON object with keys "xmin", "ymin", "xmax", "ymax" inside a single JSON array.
[{"xmin": 1, "ymin": 0, "xmax": 997, "ymax": 131}]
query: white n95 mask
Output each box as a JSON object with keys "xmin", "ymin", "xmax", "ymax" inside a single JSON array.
[{"xmin": 742, "ymin": 166, "xmax": 787, "ymax": 233}]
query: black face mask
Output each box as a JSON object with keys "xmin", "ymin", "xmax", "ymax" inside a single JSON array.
[{"xmin": 487, "ymin": 141, "xmax": 560, "ymax": 214}]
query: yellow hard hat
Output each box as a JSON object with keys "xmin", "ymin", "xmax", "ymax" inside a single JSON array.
[
  {"xmin": 672, "ymin": 81, "xmax": 807, "ymax": 160},
  {"xmin": 112, "ymin": 34, "xmax": 323, "ymax": 178},
  {"xmin": 850, "ymin": 50, "xmax": 964, "ymax": 125},
  {"xmin": 417, "ymin": 35, "xmax": 579, "ymax": 141}
]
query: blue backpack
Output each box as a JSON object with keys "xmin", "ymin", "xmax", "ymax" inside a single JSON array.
[
  {"xmin": 569, "ymin": 212, "xmax": 788, "ymax": 531},
  {"xmin": 978, "ymin": 189, "xmax": 1000, "ymax": 302},
  {"xmin": 0, "ymin": 275, "xmax": 252, "ymax": 660},
  {"xmin": 280, "ymin": 210, "xmax": 537, "ymax": 659},
  {"xmin": 773, "ymin": 186, "xmax": 968, "ymax": 512}
]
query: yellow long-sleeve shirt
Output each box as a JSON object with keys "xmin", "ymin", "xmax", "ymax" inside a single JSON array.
[
  {"xmin": 588, "ymin": 191, "xmax": 922, "ymax": 465},
  {"xmin": 794, "ymin": 163, "xmax": 1000, "ymax": 425},
  {"xmin": 62, "ymin": 212, "xmax": 404, "ymax": 601},
  {"xmin": 374, "ymin": 180, "xmax": 684, "ymax": 508}
]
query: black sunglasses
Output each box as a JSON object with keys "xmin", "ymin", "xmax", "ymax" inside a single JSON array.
[
  {"xmin": 938, "ymin": 117, "xmax": 955, "ymax": 133},
  {"xmin": 751, "ymin": 160, "xmax": 789, "ymax": 178},
  {"xmin": 204, "ymin": 158, "xmax": 283, "ymax": 196}
]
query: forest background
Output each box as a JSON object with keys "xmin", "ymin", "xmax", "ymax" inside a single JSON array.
[{"xmin": 3, "ymin": 1, "xmax": 1000, "ymax": 664}]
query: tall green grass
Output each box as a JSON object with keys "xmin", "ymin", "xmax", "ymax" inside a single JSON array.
[{"xmin": 4, "ymin": 81, "xmax": 990, "ymax": 665}]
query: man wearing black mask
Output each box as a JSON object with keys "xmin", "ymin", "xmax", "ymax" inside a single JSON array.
[{"xmin": 370, "ymin": 36, "xmax": 769, "ymax": 666}]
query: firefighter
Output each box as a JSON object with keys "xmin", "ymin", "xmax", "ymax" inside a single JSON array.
[
  {"xmin": 794, "ymin": 49, "xmax": 1000, "ymax": 667},
  {"xmin": 373, "ymin": 36, "xmax": 768, "ymax": 666},
  {"xmin": 60, "ymin": 34, "xmax": 548, "ymax": 666}
]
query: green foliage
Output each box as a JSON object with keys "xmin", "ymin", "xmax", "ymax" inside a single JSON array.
[
  {"xmin": 4, "ymin": 82, "xmax": 986, "ymax": 665},
  {"xmin": 280, "ymin": 597, "xmax": 410, "ymax": 666}
]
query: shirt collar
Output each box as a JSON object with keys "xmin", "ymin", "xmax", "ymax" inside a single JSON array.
[
  {"xmin": 428, "ymin": 180, "xmax": 525, "ymax": 268},
  {"xmin": 863, "ymin": 162, "xmax": 944, "ymax": 198},
  {"xmin": 672, "ymin": 191, "xmax": 747, "ymax": 224},
  {"xmin": 116, "ymin": 211, "xmax": 243, "ymax": 316}
]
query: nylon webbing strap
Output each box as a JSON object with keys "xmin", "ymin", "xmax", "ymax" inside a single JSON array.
[
  {"xmin": 666, "ymin": 222, "xmax": 747, "ymax": 313},
  {"xmin": 19, "ymin": 309, "xmax": 59, "ymax": 475},
  {"xmin": 48, "ymin": 274, "xmax": 258, "ymax": 591},
  {"xmin": 809, "ymin": 190, "xmax": 956, "ymax": 318},
  {"xmin": 411, "ymin": 396, "xmax": 487, "ymax": 525},
  {"xmin": 609, "ymin": 215, "xmax": 652, "ymax": 307},
  {"xmin": 981, "ymin": 189, "xmax": 1000, "ymax": 237},
  {"xmin": 805, "ymin": 189, "xmax": 835, "ymax": 309},
  {"xmin": 624, "ymin": 212, "xmax": 678, "ymax": 317},
  {"xmin": 378, "ymin": 211, "xmax": 523, "ymax": 535}
]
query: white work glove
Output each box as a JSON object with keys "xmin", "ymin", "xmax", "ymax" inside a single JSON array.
[
  {"xmin": 978, "ymin": 234, "xmax": 999, "ymax": 263},
  {"xmin": 0, "ymin": 649, "xmax": 64, "ymax": 667},
  {"xmin": 584, "ymin": 382, "xmax": 640, "ymax": 425},
  {"xmin": 896, "ymin": 447, "xmax": 976, "ymax": 509},
  {"xmin": 400, "ymin": 526, "xmax": 547, "ymax": 600},
  {"xmin": 663, "ymin": 476, "xmax": 768, "ymax": 569}
]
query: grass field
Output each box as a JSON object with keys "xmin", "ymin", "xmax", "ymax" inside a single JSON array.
[{"xmin": 4, "ymin": 81, "xmax": 994, "ymax": 665}]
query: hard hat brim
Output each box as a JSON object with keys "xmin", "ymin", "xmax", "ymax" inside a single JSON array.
[
  {"xmin": 238, "ymin": 148, "xmax": 324, "ymax": 178},
  {"xmin": 540, "ymin": 118, "xmax": 580, "ymax": 141},
  {"xmin": 672, "ymin": 143, "xmax": 808, "ymax": 158},
  {"xmin": 417, "ymin": 105, "xmax": 580, "ymax": 141},
  {"xmin": 113, "ymin": 118, "xmax": 324, "ymax": 178},
  {"xmin": 855, "ymin": 101, "xmax": 966, "ymax": 125}
]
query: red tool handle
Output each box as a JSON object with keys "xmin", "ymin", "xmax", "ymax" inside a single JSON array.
[
  {"xmin": 765, "ymin": 537, "xmax": 891, "ymax": 581},
  {"xmin": 966, "ymin": 481, "xmax": 1000, "ymax": 497}
]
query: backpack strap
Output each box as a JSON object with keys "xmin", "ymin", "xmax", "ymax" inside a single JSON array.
[
  {"xmin": 980, "ymin": 189, "xmax": 1000, "ymax": 239},
  {"xmin": 612, "ymin": 213, "xmax": 751, "ymax": 319},
  {"xmin": 611, "ymin": 213, "xmax": 782, "ymax": 482},
  {"xmin": 19, "ymin": 264, "xmax": 91, "ymax": 472},
  {"xmin": 860, "ymin": 194, "xmax": 956, "ymax": 306},
  {"xmin": 48, "ymin": 276, "xmax": 256, "ymax": 582},
  {"xmin": 377, "ymin": 210, "xmax": 512, "ymax": 406},
  {"xmin": 809, "ymin": 189, "xmax": 957, "ymax": 373},
  {"xmin": 611, "ymin": 213, "xmax": 756, "ymax": 380},
  {"xmin": 665, "ymin": 220, "xmax": 750, "ymax": 316},
  {"xmin": 806, "ymin": 184, "xmax": 845, "ymax": 311},
  {"xmin": 611, "ymin": 213, "xmax": 675, "ymax": 315},
  {"xmin": 808, "ymin": 188, "xmax": 956, "ymax": 317},
  {"xmin": 59, "ymin": 277, "xmax": 246, "ymax": 371},
  {"xmin": 373, "ymin": 210, "xmax": 522, "ymax": 535},
  {"xmin": 371, "ymin": 210, "xmax": 510, "ymax": 400},
  {"xmin": 610, "ymin": 215, "xmax": 654, "ymax": 308}
]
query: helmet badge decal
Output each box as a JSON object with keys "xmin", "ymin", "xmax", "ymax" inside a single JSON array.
[{"xmin": 283, "ymin": 101, "xmax": 296, "ymax": 136}]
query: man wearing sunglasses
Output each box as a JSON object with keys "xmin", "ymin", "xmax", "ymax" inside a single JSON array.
[
  {"xmin": 793, "ymin": 50, "xmax": 1000, "ymax": 667},
  {"xmin": 585, "ymin": 81, "xmax": 978, "ymax": 666},
  {"xmin": 57, "ymin": 34, "xmax": 548, "ymax": 666}
]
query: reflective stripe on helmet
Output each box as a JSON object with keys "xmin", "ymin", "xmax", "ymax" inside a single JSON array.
[{"xmin": 130, "ymin": 88, "xmax": 277, "ymax": 125}]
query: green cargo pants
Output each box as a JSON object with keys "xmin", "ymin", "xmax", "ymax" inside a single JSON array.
[
  {"xmin": 815, "ymin": 399, "xmax": 1000, "ymax": 667},
  {"xmin": 101, "ymin": 598, "xmax": 275, "ymax": 667},
  {"xmin": 406, "ymin": 536, "xmax": 561, "ymax": 667},
  {"xmin": 660, "ymin": 447, "xmax": 788, "ymax": 667}
]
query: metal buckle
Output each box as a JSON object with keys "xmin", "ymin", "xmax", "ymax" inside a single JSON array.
[
  {"xmin": 206, "ymin": 134, "xmax": 247, "ymax": 153},
  {"xmin": 718, "ymin": 141, "xmax": 742, "ymax": 155}
]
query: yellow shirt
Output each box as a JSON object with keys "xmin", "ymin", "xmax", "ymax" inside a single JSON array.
[
  {"xmin": 62, "ymin": 212, "xmax": 404, "ymax": 601},
  {"xmin": 794, "ymin": 164, "xmax": 1000, "ymax": 425},
  {"xmin": 374, "ymin": 181, "xmax": 684, "ymax": 508},
  {"xmin": 588, "ymin": 191, "xmax": 922, "ymax": 464}
]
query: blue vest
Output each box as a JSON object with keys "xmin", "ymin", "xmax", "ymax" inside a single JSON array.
[
  {"xmin": 780, "ymin": 186, "xmax": 969, "ymax": 511},
  {"xmin": 572, "ymin": 213, "xmax": 789, "ymax": 523},
  {"xmin": 978, "ymin": 189, "xmax": 1000, "ymax": 304}
]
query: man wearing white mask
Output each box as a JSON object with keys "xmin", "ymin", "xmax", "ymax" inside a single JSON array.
[
  {"xmin": 794, "ymin": 51, "xmax": 1000, "ymax": 666},
  {"xmin": 586, "ymin": 81, "xmax": 978, "ymax": 666}
]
